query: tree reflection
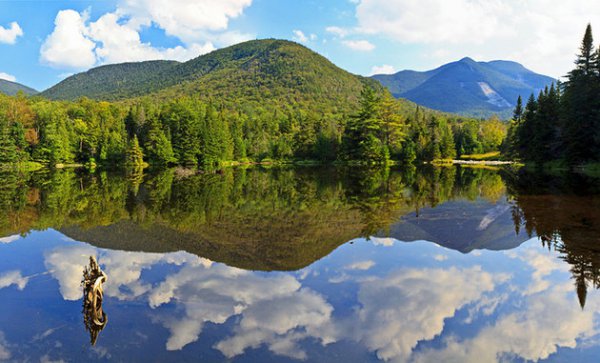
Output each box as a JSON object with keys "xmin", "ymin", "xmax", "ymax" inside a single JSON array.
[
  {"xmin": 504, "ymin": 169, "xmax": 600, "ymax": 309},
  {"xmin": 0, "ymin": 165, "xmax": 512, "ymax": 270}
]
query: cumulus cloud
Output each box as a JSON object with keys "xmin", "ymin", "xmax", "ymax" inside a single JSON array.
[
  {"xmin": 349, "ymin": 0, "xmax": 600, "ymax": 77},
  {"xmin": 44, "ymin": 244, "xmax": 96, "ymax": 300},
  {"xmin": 117, "ymin": 0, "xmax": 252, "ymax": 43},
  {"xmin": 346, "ymin": 266, "xmax": 504, "ymax": 362},
  {"xmin": 0, "ymin": 234, "xmax": 20, "ymax": 243},
  {"xmin": 40, "ymin": 10, "xmax": 97, "ymax": 69},
  {"xmin": 40, "ymin": 0, "xmax": 254, "ymax": 70},
  {"xmin": 325, "ymin": 26, "xmax": 350, "ymax": 38},
  {"xmin": 40, "ymin": 235, "xmax": 599, "ymax": 362},
  {"xmin": 370, "ymin": 64, "xmax": 396, "ymax": 75},
  {"xmin": 292, "ymin": 30, "xmax": 317, "ymax": 44},
  {"xmin": 342, "ymin": 39, "xmax": 375, "ymax": 51},
  {"xmin": 345, "ymin": 260, "xmax": 375, "ymax": 270},
  {"xmin": 369, "ymin": 236, "xmax": 396, "ymax": 247},
  {"xmin": 0, "ymin": 332, "xmax": 11, "ymax": 361},
  {"xmin": 88, "ymin": 12, "xmax": 215, "ymax": 65},
  {"xmin": 0, "ymin": 270, "xmax": 29, "ymax": 290},
  {"xmin": 413, "ymin": 282, "xmax": 597, "ymax": 363},
  {"xmin": 43, "ymin": 244, "xmax": 334, "ymax": 358},
  {"xmin": 148, "ymin": 262, "xmax": 334, "ymax": 356},
  {"xmin": 0, "ymin": 21, "xmax": 23, "ymax": 44}
]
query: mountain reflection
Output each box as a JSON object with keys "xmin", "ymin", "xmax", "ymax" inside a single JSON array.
[
  {"xmin": 3, "ymin": 166, "xmax": 600, "ymax": 361},
  {"xmin": 0, "ymin": 166, "xmax": 510, "ymax": 270},
  {"xmin": 2, "ymin": 165, "xmax": 600, "ymax": 305}
]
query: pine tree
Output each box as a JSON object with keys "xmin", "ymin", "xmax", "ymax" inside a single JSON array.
[
  {"xmin": 562, "ymin": 24, "xmax": 600, "ymax": 163},
  {"xmin": 125, "ymin": 135, "xmax": 144, "ymax": 168},
  {"xmin": 341, "ymin": 86, "xmax": 387, "ymax": 163},
  {"xmin": 378, "ymin": 91, "xmax": 406, "ymax": 158},
  {"xmin": 0, "ymin": 117, "xmax": 17, "ymax": 164},
  {"xmin": 144, "ymin": 121, "xmax": 176, "ymax": 166},
  {"xmin": 513, "ymin": 95, "xmax": 523, "ymax": 123}
]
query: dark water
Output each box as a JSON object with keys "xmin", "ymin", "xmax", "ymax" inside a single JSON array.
[{"xmin": 1, "ymin": 165, "xmax": 600, "ymax": 362}]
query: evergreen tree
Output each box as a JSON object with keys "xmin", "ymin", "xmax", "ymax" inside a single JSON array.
[
  {"xmin": 0, "ymin": 116, "xmax": 17, "ymax": 164},
  {"xmin": 144, "ymin": 120, "xmax": 176, "ymax": 166},
  {"xmin": 341, "ymin": 86, "xmax": 387, "ymax": 163},
  {"xmin": 125, "ymin": 135, "xmax": 145, "ymax": 168},
  {"xmin": 562, "ymin": 24, "xmax": 600, "ymax": 163}
]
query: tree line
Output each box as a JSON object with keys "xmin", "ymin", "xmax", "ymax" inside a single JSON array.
[
  {"xmin": 503, "ymin": 24, "xmax": 600, "ymax": 166},
  {"xmin": 0, "ymin": 85, "xmax": 506, "ymax": 169}
]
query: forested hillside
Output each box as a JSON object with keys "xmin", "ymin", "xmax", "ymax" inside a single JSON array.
[
  {"xmin": 0, "ymin": 39, "xmax": 506, "ymax": 169},
  {"xmin": 0, "ymin": 79, "xmax": 38, "ymax": 96}
]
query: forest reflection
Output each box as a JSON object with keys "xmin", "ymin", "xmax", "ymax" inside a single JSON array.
[
  {"xmin": 1, "ymin": 165, "xmax": 599, "ymax": 304},
  {"xmin": 504, "ymin": 170, "xmax": 600, "ymax": 309}
]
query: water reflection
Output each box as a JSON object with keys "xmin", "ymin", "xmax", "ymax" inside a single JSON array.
[
  {"xmin": 505, "ymin": 169, "xmax": 600, "ymax": 310},
  {"xmin": 82, "ymin": 256, "xmax": 108, "ymax": 346},
  {"xmin": 1, "ymin": 166, "xmax": 600, "ymax": 361}
]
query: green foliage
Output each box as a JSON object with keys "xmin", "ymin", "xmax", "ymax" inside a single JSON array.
[
  {"xmin": 0, "ymin": 165, "xmax": 511, "ymax": 270},
  {"xmin": 125, "ymin": 135, "xmax": 144, "ymax": 169},
  {"xmin": 0, "ymin": 39, "xmax": 506, "ymax": 167},
  {"xmin": 504, "ymin": 23, "xmax": 600, "ymax": 166},
  {"xmin": 0, "ymin": 80, "xmax": 37, "ymax": 96}
]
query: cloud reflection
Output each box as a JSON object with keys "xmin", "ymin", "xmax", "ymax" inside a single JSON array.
[{"xmin": 40, "ymin": 238, "xmax": 600, "ymax": 362}]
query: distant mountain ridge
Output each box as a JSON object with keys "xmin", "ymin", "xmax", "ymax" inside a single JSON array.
[
  {"xmin": 0, "ymin": 79, "xmax": 38, "ymax": 96},
  {"xmin": 372, "ymin": 58, "xmax": 555, "ymax": 118},
  {"xmin": 41, "ymin": 39, "xmax": 388, "ymax": 117}
]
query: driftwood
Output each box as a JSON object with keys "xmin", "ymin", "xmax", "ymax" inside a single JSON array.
[{"xmin": 82, "ymin": 256, "xmax": 108, "ymax": 346}]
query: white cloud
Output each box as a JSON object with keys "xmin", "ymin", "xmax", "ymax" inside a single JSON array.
[
  {"xmin": 369, "ymin": 236, "xmax": 396, "ymax": 246},
  {"xmin": 89, "ymin": 12, "xmax": 215, "ymax": 65},
  {"xmin": 292, "ymin": 30, "xmax": 316, "ymax": 44},
  {"xmin": 413, "ymin": 282, "xmax": 597, "ymax": 363},
  {"xmin": 0, "ymin": 22, "xmax": 23, "ymax": 44},
  {"xmin": 116, "ymin": 0, "xmax": 252, "ymax": 43},
  {"xmin": 433, "ymin": 254, "xmax": 448, "ymax": 261},
  {"xmin": 370, "ymin": 64, "xmax": 396, "ymax": 75},
  {"xmin": 41, "ymin": 0, "xmax": 254, "ymax": 70},
  {"xmin": 292, "ymin": 30, "xmax": 309, "ymax": 43},
  {"xmin": 40, "ymin": 10, "xmax": 97, "ymax": 69},
  {"xmin": 44, "ymin": 244, "xmax": 96, "ymax": 300},
  {"xmin": 346, "ymin": 266, "xmax": 503, "ymax": 362},
  {"xmin": 342, "ymin": 39, "xmax": 375, "ymax": 51},
  {"xmin": 0, "ymin": 234, "xmax": 20, "ymax": 243},
  {"xmin": 0, "ymin": 270, "xmax": 28, "ymax": 290},
  {"xmin": 350, "ymin": 0, "xmax": 600, "ymax": 77},
  {"xmin": 0, "ymin": 332, "xmax": 11, "ymax": 361},
  {"xmin": 345, "ymin": 260, "xmax": 375, "ymax": 270},
  {"xmin": 326, "ymin": 26, "xmax": 350, "ymax": 38}
]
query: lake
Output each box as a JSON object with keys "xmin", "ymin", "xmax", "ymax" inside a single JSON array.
[{"xmin": 1, "ymin": 165, "xmax": 599, "ymax": 362}]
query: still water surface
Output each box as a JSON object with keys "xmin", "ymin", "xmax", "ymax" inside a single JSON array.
[{"xmin": 0, "ymin": 166, "xmax": 599, "ymax": 362}]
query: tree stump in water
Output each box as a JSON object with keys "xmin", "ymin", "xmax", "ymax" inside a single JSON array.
[{"xmin": 82, "ymin": 256, "xmax": 108, "ymax": 346}]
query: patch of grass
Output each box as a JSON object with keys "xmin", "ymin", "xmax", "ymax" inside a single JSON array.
[
  {"xmin": 0, "ymin": 161, "xmax": 45, "ymax": 172},
  {"xmin": 459, "ymin": 151, "xmax": 501, "ymax": 161}
]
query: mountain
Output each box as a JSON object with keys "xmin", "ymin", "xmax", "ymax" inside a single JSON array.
[
  {"xmin": 372, "ymin": 58, "xmax": 555, "ymax": 118},
  {"xmin": 0, "ymin": 79, "xmax": 38, "ymax": 96},
  {"xmin": 41, "ymin": 39, "xmax": 383, "ymax": 114},
  {"xmin": 40, "ymin": 60, "xmax": 179, "ymax": 101}
]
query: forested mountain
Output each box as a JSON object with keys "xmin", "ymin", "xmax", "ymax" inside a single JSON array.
[
  {"xmin": 0, "ymin": 39, "xmax": 507, "ymax": 169},
  {"xmin": 0, "ymin": 79, "xmax": 37, "ymax": 96},
  {"xmin": 41, "ymin": 60, "xmax": 179, "ymax": 101},
  {"xmin": 372, "ymin": 58, "xmax": 555, "ymax": 118},
  {"xmin": 41, "ymin": 39, "xmax": 381, "ymax": 114}
]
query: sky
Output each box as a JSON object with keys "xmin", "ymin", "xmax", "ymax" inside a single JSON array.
[{"xmin": 1, "ymin": 0, "xmax": 600, "ymax": 91}]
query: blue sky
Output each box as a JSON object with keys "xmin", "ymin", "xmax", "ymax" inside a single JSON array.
[{"xmin": 1, "ymin": 0, "xmax": 599, "ymax": 91}]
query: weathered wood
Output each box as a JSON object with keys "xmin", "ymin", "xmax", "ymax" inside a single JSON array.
[{"xmin": 81, "ymin": 256, "xmax": 108, "ymax": 346}]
